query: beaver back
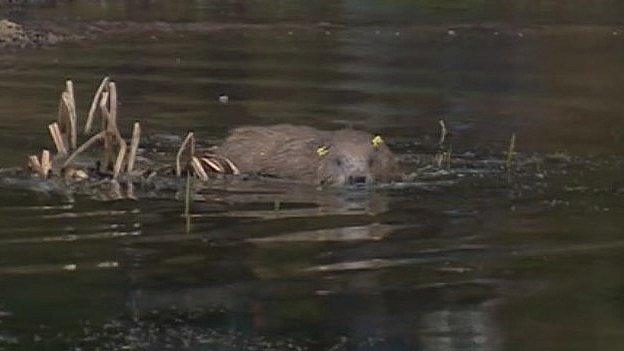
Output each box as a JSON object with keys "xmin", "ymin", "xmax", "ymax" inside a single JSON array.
[
  {"xmin": 215, "ymin": 124, "xmax": 399, "ymax": 185},
  {"xmin": 215, "ymin": 125, "xmax": 326, "ymax": 183}
]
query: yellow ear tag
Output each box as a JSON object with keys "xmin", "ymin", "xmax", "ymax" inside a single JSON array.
[
  {"xmin": 372, "ymin": 135, "xmax": 384, "ymax": 148},
  {"xmin": 316, "ymin": 146, "xmax": 329, "ymax": 157}
]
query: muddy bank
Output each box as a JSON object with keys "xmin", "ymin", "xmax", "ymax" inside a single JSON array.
[
  {"xmin": 2, "ymin": 15, "xmax": 623, "ymax": 50},
  {"xmin": 0, "ymin": 0, "xmax": 57, "ymax": 4},
  {"xmin": 0, "ymin": 17, "xmax": 338, "ymax": 48},
  {"xmin": 0, "ymin": 18, "xmax": 79, "ymax": 48}
]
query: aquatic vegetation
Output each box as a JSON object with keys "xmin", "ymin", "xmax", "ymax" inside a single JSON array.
[{"xmin": 22, "ymin": 77, "xmax": 239, "ymax": 187}]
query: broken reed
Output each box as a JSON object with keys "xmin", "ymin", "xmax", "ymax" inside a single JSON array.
[
  {"xmin": 435, "ymin": 119, "xmax": 452, "ymax": 169},
  {"xmin": 506, "ymin": 133, "xmax": 517, "ymax": 171},
  {"xmin": 433, "ymin": 121, "xmax": 518, "ymax": 174},
  {"xmin": 27, "ymin": 149, "xmax": 51, "ymax": 179},
  {"xmin": 185, "ymin": 172, "xmax": 192, "ymax": 232},
  {"xmin": 29, "ymin": 77, "xmax": 141, "ymax": 181},
  {"xmin": 31, "ymin": 76, "xmax": 238, "ymax": 185},
  {"xmin": 175, "ymin": 131, "xmax": 240, "ymax": 180},
  {"xmin": 176, "ymin": 132, "xmax": 196, "ymax": 177},
  {"xmin": 84, "ymin": 77, "xmax": 110, "ymax": 134},
  {"xmin": 126, "ymin": 122, "xmax": 141, "ymax": 173},
  {"xmin": 438, "ymin": 119, "xmax": 447, "ymax": 146}
]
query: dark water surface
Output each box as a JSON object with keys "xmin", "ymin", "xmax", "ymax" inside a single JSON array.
[{"xmin": 1, "ymin": 1, "xmax": 624, "ymax": 350}]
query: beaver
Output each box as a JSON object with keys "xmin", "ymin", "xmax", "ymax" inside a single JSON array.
[{"xmin": 213, "ymin": 124, "xmax": 401, "ymax": 186}]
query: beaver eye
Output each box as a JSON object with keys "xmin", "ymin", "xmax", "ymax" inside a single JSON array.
[
  {"xmin": 368, "ymin": 157, "xmax": 375, "ymax": 167},
  {"xmin": 335, "ymin": 158, "xmax": 342, "ymax": 166}
]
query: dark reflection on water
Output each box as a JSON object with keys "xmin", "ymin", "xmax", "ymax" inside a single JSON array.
[{"xmin": 1, "ymin": 1, "xmax": 624, "ymax": 350}]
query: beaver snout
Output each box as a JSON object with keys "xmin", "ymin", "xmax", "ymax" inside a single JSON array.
[
  {"xmin": 324, "ymin": 153, "xmax": 375, "ymax": 186},
  {"xmin": 341, "ymin": 156, "xmax": 374, "ymax": 185}
]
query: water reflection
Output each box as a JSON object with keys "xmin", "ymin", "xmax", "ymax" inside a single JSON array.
[{"xmin": 420, "ymin": 307, "xmax": 501, "ymax": 351}]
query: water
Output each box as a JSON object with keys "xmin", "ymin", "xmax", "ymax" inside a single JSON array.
[{"xmin": 0, "ymin": 1, "xmax": 623, "ymax": 350}]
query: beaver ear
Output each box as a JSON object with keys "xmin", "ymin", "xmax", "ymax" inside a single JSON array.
[
  {"xmin": 316, "ymin": 145, "xmax": 330, "ymax": 157},
  {"xmin": 371, "ymin": 135, "xmax": 384, "ymax": 149}
]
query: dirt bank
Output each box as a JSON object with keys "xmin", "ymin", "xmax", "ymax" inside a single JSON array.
[
  {"xmin": 3, "ymin": 16, "xmax": 621, "ymax": 51},
  {"xmin": 0, "ymin": 18, "xmax": 78, "ymax": 48},
  {"xmin": 0, "ymin": 17, "xmax": 338, "ymax": 49}
]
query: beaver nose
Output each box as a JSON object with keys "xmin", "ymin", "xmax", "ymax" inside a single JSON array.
[{"xmin": 348, "ymin": 175, "xmax": 368, "ymax": 184}]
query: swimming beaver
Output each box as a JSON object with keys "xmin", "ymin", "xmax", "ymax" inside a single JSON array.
[{"xmin": 214, "ymin": 124, "xmax": 401, "ymax": 186}]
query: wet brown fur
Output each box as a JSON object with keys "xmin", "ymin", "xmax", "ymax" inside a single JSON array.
[{"xmin": 215, "ymin": 124, "xmax": 400, "ymax": 186}]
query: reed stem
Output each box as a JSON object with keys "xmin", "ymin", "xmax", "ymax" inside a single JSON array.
[
  {"xmin": 48, "ymin": 122, "xmax": 68, "ymax": 155},
  {"xmin": 85, "ymin": 77, "xmax": 110, "ymax": 134},
  {"xmin": 62, "ymin": 131, "xmax": 106, "ymax": 168},
  {"xmin": 40, "ymin": 150, "xmax": 51, "ymax": 179},
  {"xmin": 190, "ymin": 156, "xmax": 209, "ymax": 181},
  {"xmin": 65, "ymin": 80, "xmax": 78, "ymax": 149},
  {"xmin": 113, "ymin": 141, "xmax": 127, "ymax": 179},
  {"xmin": 185, "ymin": 172, "xmax": 191, "ymax": 232},
  {"xmin": 176, "ymin": 132, "xmax": 195, "ymax": 177},
  {"xmin": 438, "ymin": 119, "xmax": 447, "ymax": 146},
  {"xmin": 506, "ymin": 133, "xmax": 517, "ymax": 171},
  {"xmin": 126, "ymin": 122, "xmax": 141, "ymax": 173}
]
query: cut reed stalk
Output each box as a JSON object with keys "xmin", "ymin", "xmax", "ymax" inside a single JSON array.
[
  {"xmin": 85, "ymin": 77, "xmax": 110, "ymax": 134},
  {"xmin": 176, "ymin": 132, "xmax": 195, "ymax": 177},
  {"xmin": 27, "ymin": 155, "xmax": 41, "ymax": 174},
  {"xmin": 57, "ymin": 94, "xmax": 70, "ymax": 149},
  {"xmin": 113, "ymin": 142, "xmax": 127, "ymax": 179},
  {"xmin": 99, "ymin": 91, "xmax": 109, "ymax": 131},
  {"xmin": 108, "ymin": 82, "xmax": 117, "ymax": 127},
  {"xmin": 62, "ymin": 131, "xmax": 106, "ymax": 168},
  {"xmin": 48, "ymin": 122, "xmax": 68, "ymax": 155},
  {"xmin": 40, "ymin": 150, "xmax": 51, "ymax": 179},
  {"xmin": 57, "ymin": 93, "xmax": 66, "ymax": 127},
  {"xmin": 506, "ymin": 133, "xmax": 517, "ymax": 170},
  {"xmin": 223, "ymin": 157, "xmax": 240, "ymax": 175},
  {"xmin": 99, "ymin": 92, "xmax": 114, "ymax": 172},
  {"xmin": 102, "ymin": 91, "xmax": 122, "ymax": 142},
  {"xmin": 200, "ymin": 153, "xmax": 239, "ymax": 174},
  {"xmin": 190, "ymin": 135, "xmax": 196, "ymax": 158},
  {"xmin": 185, "ymin": 172, "xmax": 191, "ymax": 215},
  {"xmin": 185, "ymin": 172, "xmax": 192, "ymax": 233},
  {"xmin": 190, "ymin": 156, "xmax": 208, "ymax": 181},
  {"xmin": 97, "ymin": 82, "xmax": 127, "ymax": 176},
  {"xmin": 439, "ymin": 120, "xmax": 447, "ymax": 146},
  {"xmin": 65, "ymin": 80, "xmax": 78, "ymax": 149},
  {"xmin": 200, "ymin": 157, "xmax": 224, "ymax": 173},
  {"xmin": 61, "ymin": 91, "xmax": 77, "ymax": 150},
  {"xmin": 101, "ymin": 139, "xmax": 112, "ymax": 172},
  {"xmin": 65, "ymin": 80, "xmax": 74, "ymax": 103},
  {"xmin": 126, "ymin": 122, "xmax": 141, "ymax": 173}
]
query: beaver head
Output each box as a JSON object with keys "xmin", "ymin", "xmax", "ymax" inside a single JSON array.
[{"xmin": 315, "ymin": 129, "xmax": 400, "ymax": 186}]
